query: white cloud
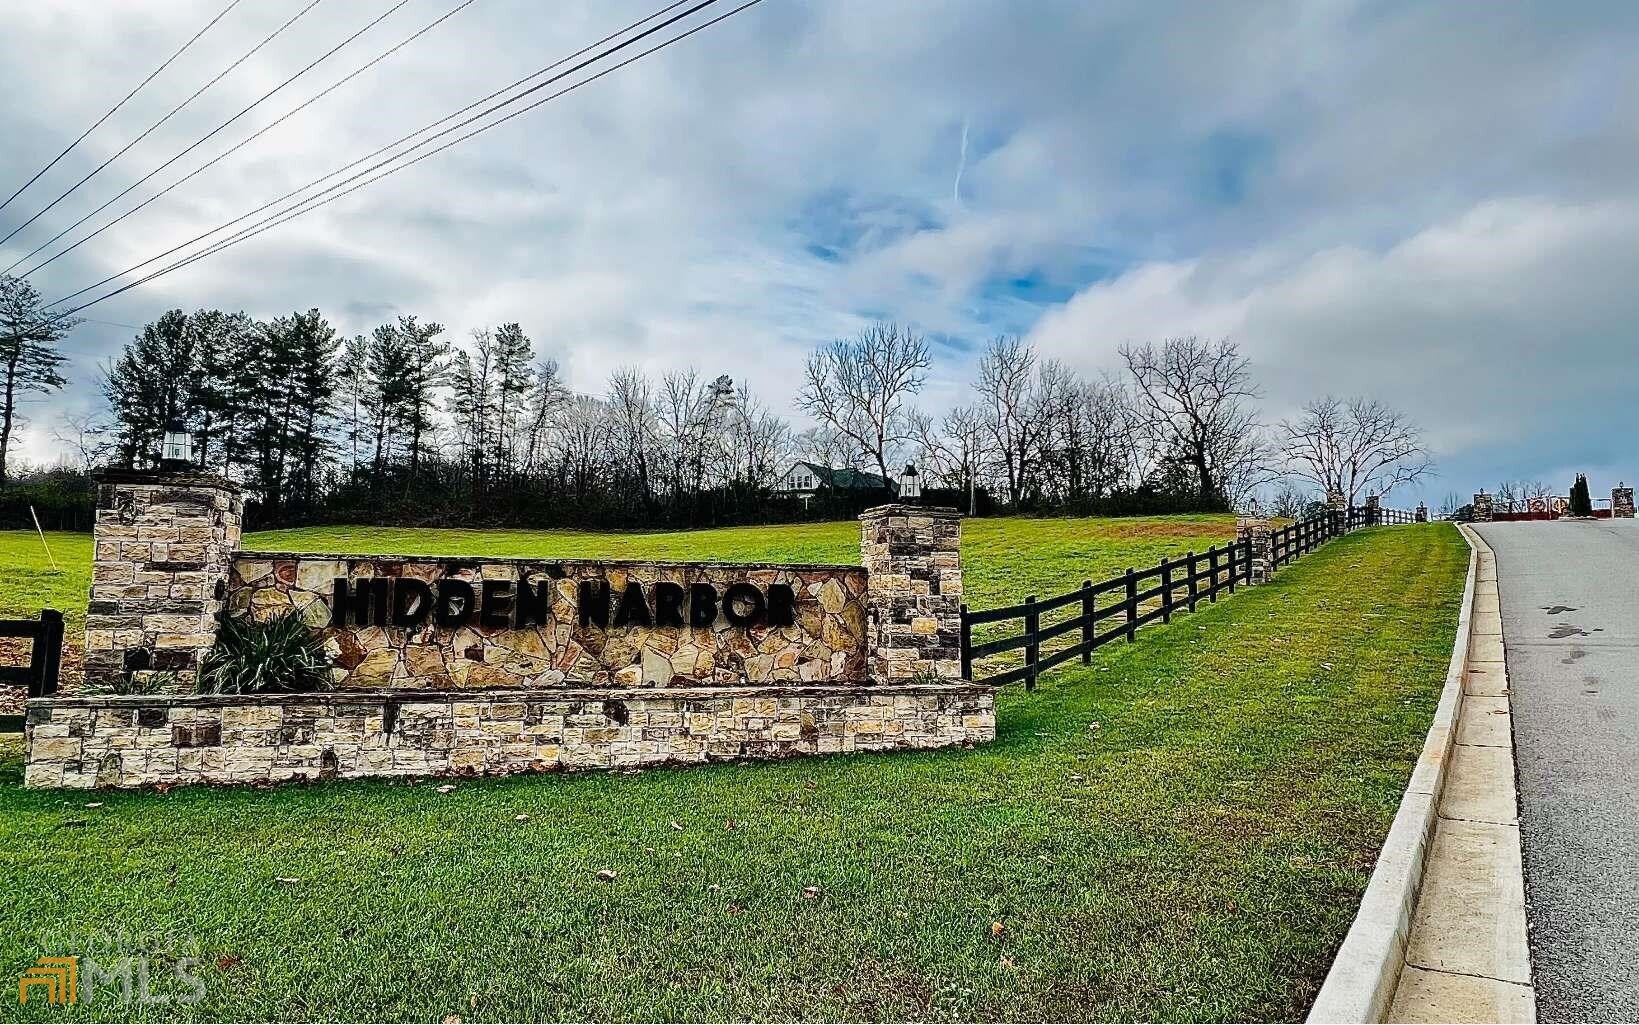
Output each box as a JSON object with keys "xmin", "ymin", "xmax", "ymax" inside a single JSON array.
[{"xmin": 0, "ymin": 0, "xmax": 1635, "ymax": 496}]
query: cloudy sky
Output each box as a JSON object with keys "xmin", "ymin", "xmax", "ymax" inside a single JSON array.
[{"xmin": 2, "ymin": 0, "xmax": 1635, "ymax": 505}]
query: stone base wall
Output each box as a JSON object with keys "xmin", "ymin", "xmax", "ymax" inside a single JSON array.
[{"xmin": 23, "ymin": 684, "xmax": 995, "ymax": 789}]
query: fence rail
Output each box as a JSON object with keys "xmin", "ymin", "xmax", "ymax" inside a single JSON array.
[
  {"xmin": 960, "ymin": 506, "xmax": 1414, "ymax": 688},
  {"xmin": 0, "ymin": 609, "xmax": 63, "ymax": 697}
]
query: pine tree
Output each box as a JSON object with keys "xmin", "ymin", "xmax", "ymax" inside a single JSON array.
[
  {"xmin": 395, "ymin": 315, "xmax": 448, "ymax": 481},
  {"xmin": 363, "ymin": 322, "xmax": 413, "ymax": 479},
  {"xmin": 491, "ymin": 322, "xmax": 535, "ymax": 477},
  {"xmin": 190, "ymin": 309, "xmax": 254, "ymax": 476},
  {"xmin": 1569, "ymin": 473, "xmax": 1594, "ymax": 517},
  {"xmin": 335, "ymin": 334, "xmax": 371, "ymax": 474},
  {"xmin": 449, "ymin": 328, "xmax": 497, "ymax": 489},
  {"xmin": 283, "ymin": 309, "xmax": 340, "ymax": 514},
  {"xmin": 0, "ymin": 275, "xmax": 75, "ymax": 483},
  {"xmin": 102, "ymin": 309, "xmax": 196, "ymax": 467}
]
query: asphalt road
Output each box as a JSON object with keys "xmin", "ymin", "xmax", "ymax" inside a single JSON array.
[{"xmin": 1473, "ymin": 520, "xmax": 1639, "ymax": 1022}]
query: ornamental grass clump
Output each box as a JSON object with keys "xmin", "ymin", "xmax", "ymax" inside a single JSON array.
[{"xmin": 199, "ymin": 613, "xmax": 331, "ymax": 695}]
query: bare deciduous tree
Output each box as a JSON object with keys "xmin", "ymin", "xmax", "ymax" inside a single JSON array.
[
  {"xmin": 606, "ymin": 366, "xmax": 657, "ymax": 503},
  {"xmin": 1276, "ymin": 395, "xmax": 1433, "ymax": 505},
  {"xmin": 973, "ymin": 335, "xmax": 1051, "ymax": 506},
  {"xmin": 798, "ymin": 321, "xmax": 929, "ymax": 486},
  {"xmin": 1121, "ymin": 335, "xmax": 1265, "ymax": 506}
]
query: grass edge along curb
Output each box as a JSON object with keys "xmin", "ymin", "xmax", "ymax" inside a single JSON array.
[{"xmin": 1304, "ymin": 524, "xmax": 1480, "ymax": 1022}]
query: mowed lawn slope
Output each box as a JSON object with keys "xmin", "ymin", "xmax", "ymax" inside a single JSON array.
[{"xmin": 0, "ymin": 524, "xmax": 1467, "ymax": 1022}]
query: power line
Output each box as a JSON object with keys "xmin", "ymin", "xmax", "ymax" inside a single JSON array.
[
  {"xmin": 50, "ymin": 0, "xmax": 763, "ymax": 321},
  {"xmin": 13, "ymin": 0, "xmax": 472, "ymax": 280},
  {"xmin": 46, "ymin": 0, "xmax": 702, "ymax": 309},
  {"xmin": 0, "ymin": 0, "xmax": 246, "ymax": 217},
  {"xmin": 0, "ymin": 0, "xmax": 327, "ymax": 250}
]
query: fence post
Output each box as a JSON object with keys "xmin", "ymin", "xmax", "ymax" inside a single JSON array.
[
  {"xmin": 28, "ymin": 609, "xmax": 63, "ymax": 699},
  {"xmin": 959, "ymin": 604, "xmax": 972, "ymax": 680},
  {"xmin": 1124, "ymin": 569, "xmax": 1137, "ymax": 642},
  {"xmin": 1206, "ymin": 546, "xmax": 1220, "ymax": 602},
  {"xmin": 1080, "ymin": 580, "xmax": 1093, "ymax": 664},
  {"xmin": 1227, "ymin": 543, "xmax": 1237, "ymax": 594},
  {"xmin": 1187, "ymin": 552, "xmax": 1200, "ymax": 612},
  {"xmin": 1023, "ymin": 596, "xmax": 1039, "ymax": 691},
  {"xmin": 1160, "ymin": 557, "xmax": 1173, "ymax": 623}
]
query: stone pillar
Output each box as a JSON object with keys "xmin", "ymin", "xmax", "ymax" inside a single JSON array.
[
  {"xmin": 1613, "ymin": 484, "xmax": 1635, "ymax": 519},
  {"xmin": 1236, "ymin": 516, "xmax": 1273, "ymax": 584},
  {"xmin": 1472, "ymin": 491, "xmax": 1494, "ymax": 522},
  {"xmin": 85, "ymin": 470, "xmax": 243, "ymax": 693},
  {"xmin": 859, "ymin": 504, "xmax": 962, "ymax": 681},
  {"xmin": 1416, "ymin": 502, "xmax": 1429, "ymax": 523},
  {"xmin": 1326, "ymin": 489, "xmax": 1347, "ymax": 514},
  {"xmin": 1364, "ymin": 494, "xmax": 1380, "ymax": 525}
]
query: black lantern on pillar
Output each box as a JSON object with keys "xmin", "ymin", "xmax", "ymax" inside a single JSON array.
[
  {"xmin": 160, "ymin": 418, "xmax": 194, "ymax": 472},
  {"xmin": 899, "ymin": 462, "xmax": 921, "ymax": 502}
]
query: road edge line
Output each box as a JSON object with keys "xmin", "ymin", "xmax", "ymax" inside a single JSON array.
[{"xmin": 1306, "ymin": 524, "xmax": 1478, "ymax": 1023}]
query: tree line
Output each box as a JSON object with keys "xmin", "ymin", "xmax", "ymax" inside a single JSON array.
[{"xmin": 0, "ymin": 271, "xmax": 1434, "ymax": 530}]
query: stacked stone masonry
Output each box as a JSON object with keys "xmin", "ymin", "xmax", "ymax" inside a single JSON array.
[
  {"xmin": 229, "ymin": 555, "xmax": 871, "ymax": 689},
  {"xmin": 859, "ymin": 504, "xmax": 962, "ymax": 680},
  {"xmin": 23, "ymin": 685, "xmax": 996, "ymax": 789},
  {"xmin": 36, "ymin": 473, "xmax": 998, "ymax": 789},
  {"xmin": 1472, "ymin": 491, "xmax": 1495, "ymax": 522},
  {"xmin": 1613, "ymin": 485, "xmax": 1635, "ymax": 519},
  {"xmin": 1236, "ymin": 517, "xmax": 1273, "ymax": 583},
  {"xmin": 84, "ymin": 472, "xmax": 242, "ymax": 692}
]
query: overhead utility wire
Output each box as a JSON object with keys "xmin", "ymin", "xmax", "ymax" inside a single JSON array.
[
  {"xmin": 7, "ymin": 0, "xmax": 420, "ymax": 276},
  {"xmin": 49, "ymin": 0, "xmax": 763, "ymax": 321},
  {"xmin": 0, "ymin": 0, "xmax": 246, "ymax": 216},
  {"xmin": 46, "ymin": 0, "xmax": 704, "ymax": 308},
  {"xmin": 0, "ymin": 0, "xmax": 326, "ymax": 249},
  {"xmin": 13, "ymin": 0, "xmax": 477, "ymax": 279}
]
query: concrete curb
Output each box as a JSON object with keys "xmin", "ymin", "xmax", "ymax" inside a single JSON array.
[{"xmin": 1306, "ymin": 525, "xmax": 1479, "ymax": 1023}]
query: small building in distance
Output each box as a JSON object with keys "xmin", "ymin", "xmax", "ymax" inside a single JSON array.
[{"xmin": 776, "ymin": 461, "xmax": 895, "ymax": 508}]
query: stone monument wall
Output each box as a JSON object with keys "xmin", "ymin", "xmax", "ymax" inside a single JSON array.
[{"xmin": 228, "ymin": 554, "xmax": 870, "ymax": 688}]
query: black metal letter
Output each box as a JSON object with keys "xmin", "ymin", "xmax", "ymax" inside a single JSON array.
[
  {"xmin": 578, "ymin": 580, "xmax": 610, "ymax": 628},
  {"xmin": 391, "ymin": 578, "xmax": 434, "ymax": 628},
  {"xmin": 332, "ymin": 577, "xmax": 388, "ymax": 627},
  {"xmin": 766, "ymin": 583, "xmax": 796, "ymax": 627},
  {"xmin": 689, "ymin": 582, "xmax": 718, "ymax": 627},
  {"xmin": 516, "ymin": 578, "xmax": 553, "ymax": 628},
  {"xmin": 613, "ymin": 582, "xmax": 652, "ymax": 628},
  {"xmin": 722, "ymin": 582, "xmax": 766, "ymax": 627},
  {"xmin": 480, "ymin": 579, "xmax": 515, "ymax": 630},
  {"xmin": 653, "ymin": 581, "xmax": 686, "ymax": 628},
  {"xmin": 436, "ymin": 579, "xmax": 476, "ymax": 628}
]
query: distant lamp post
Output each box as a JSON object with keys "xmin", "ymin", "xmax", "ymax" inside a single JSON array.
[
  {"xmin": 160, "ymin": 418, "xmax": 195, "ymax": 472},
  {"xmin": 899, "ymin": 463, "xmax": 921, "ymax": 503}
]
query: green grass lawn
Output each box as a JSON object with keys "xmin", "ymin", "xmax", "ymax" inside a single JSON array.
[{"xmin": 0, "ymin": 523, "xmax": 1467, "ymax": 1022}]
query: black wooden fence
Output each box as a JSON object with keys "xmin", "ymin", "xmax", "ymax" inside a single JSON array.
[
  {"xmin": 960, "ymin": 507, "xmax": 1414, "ymax": 688},
  {"xmin": 0, "ymin": 609, "xmax": 63, "ymax": 732}
]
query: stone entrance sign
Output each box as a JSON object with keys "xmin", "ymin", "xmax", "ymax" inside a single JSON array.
[
  {"xmin": 30, "ymin": 472, "xmax": 992, "ymax": 789},
  {"xmin": 229, "ymin": 555, "xmax": 870, "ymax": 688}
]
